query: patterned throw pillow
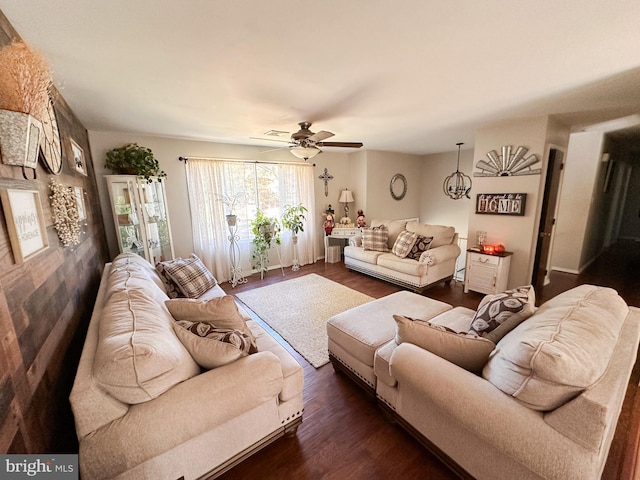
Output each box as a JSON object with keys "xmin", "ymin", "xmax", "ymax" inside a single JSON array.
[
  {"xmin": 468, "ymin": 285, "xmax": 536, "ymax": 343},
  {"xmin": 392, "ymin": 230, "xmax": 418, "ymax": 258},
  {"xmin": 406, "ymin": 235, "xmax": 433, "ymax": 260},
  {"xmin": 362, "ymin": 225, "xmax": 390, "ymax": 252},
  {"xmin": 394, "ymin": 315, "xmax": 495, "ymax": 372},
  {"xmin": 173, "ymin": 320, "xmax": 258, "ymax": 369},
  {"xmin": 155, "ymin": 261, "xmax": 184, "ymax": 298},
  {"xmin": 156, "ymin": 254, "xmax": 217, "ymax": 298}
]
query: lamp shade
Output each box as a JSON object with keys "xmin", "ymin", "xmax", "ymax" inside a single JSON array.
[
  {"xmin": 339, "ymin": 189, "xmax": 354, "ymax": 203},
  {"xmin": 290, "ymin": 146, "xmax": 320, "ymax": 160}
]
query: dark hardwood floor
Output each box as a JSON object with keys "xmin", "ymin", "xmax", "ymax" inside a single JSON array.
[{"xmin": 219, "ymin": 243, "xmax": 640, "ymax": 480}]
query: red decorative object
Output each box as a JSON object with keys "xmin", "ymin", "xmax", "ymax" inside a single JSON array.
[
  {"xmin": 495, "ymin": 244, "xmax": 506, "ymax": 253},
  {"xmin": 483, "ymin": 245, "xmax": 496, "ymax": 254}
]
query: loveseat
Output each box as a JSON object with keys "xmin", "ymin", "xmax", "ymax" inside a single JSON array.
[
  {"xmin": 327, "ymin": 285, "xmax": 640, "ymax": 480},
  {"xmin": 343, "ymin": 218, "xmax": 461, "ymax": 292},
  {"xmin": 70, "ymin": 253, "xmax": 304, "ymax": 479}
]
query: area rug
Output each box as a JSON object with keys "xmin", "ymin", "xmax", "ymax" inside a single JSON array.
[{"xmin": 235, "ymin": 274, "xmax": 373, "ymax": 368}]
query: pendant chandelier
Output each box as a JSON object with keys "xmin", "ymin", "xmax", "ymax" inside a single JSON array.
[{"xmin": 443, "ymin": 142, "xmax": 472, "ymax": 200}]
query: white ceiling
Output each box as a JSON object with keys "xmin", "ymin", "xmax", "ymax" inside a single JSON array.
[{"xmin": 1, "ymin": 0, "xmax": 640, "ymax": 155}]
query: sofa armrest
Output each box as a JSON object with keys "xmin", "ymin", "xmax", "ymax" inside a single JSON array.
[
  {"xmin": 418, "ymin": 243, "xmax": 461, "ymax": 265},
  {"xmin": 389, "ymin": 343, "xmax": 592, "ymax": 479},
  {"xmin": 349, "ymin": 235, "xmax": 362, "ymax": 247},
  {"xmin": 82, "ymin": 351, "xmax": 284, "ymax": 477}
]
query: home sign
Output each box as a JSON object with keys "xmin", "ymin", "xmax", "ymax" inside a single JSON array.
[{"xmin": 476, "ymin": 193, "xmax": 527, "ymax": 216}]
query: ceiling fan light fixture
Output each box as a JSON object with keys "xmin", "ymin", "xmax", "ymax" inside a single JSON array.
[
  {"xmin": 443, "ymin": 142, "xmax": 472, "ymax": 200},
  {"xmin": 290, "ymin": 145, "xmax": 321, "ymax": 160}
]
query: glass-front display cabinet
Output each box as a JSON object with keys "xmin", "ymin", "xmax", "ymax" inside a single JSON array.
[{"xmin": 106, "ymin": 175, "xmax": 174, "ymax": 264}]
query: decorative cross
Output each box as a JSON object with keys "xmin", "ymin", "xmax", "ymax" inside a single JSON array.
[{"xmin": 318, "ymin": 167, "xmax": 333, "ymax": 197}]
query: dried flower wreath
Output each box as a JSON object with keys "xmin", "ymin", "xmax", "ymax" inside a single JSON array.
[{"xmin": 49, "ymin": 179, "xmax": 81, "ymax": 247}]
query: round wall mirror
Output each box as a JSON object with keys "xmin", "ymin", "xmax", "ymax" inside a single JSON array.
[{"xmin": 390, "ymin": 173, "xmax": 407, "ymax": 200}]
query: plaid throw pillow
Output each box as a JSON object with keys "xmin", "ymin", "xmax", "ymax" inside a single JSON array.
[
  {"xmin": 407, "ymin": 235, "xmax": 433, "ymax": 260},
  {"xmin": 156, "ymin": 254, "xmax": 217, "ymax": 298},
  {"xmin": 362, "ymin": 225, "xmax": 389, "ymax": 252},
  {"xmin": 392, "ymin": 230, "xmax": 418, "ymax": 258},
  {"xmin": 155, "ymin": 262, "xmax": 184, "ymax": 298}
]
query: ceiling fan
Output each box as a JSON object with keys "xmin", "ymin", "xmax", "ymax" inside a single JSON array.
[{"xmin": 256, "ymin": 122, "xmax": 363, "ymax": 160}]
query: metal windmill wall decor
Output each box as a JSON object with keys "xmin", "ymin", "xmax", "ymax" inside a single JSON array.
[
  {"xmin": 443, "ymin": 142, "xmax": 472, "ymax": 200},
  {"xmin": 474, "ymin": 145, "xmax": 541, "ymax": 177}
]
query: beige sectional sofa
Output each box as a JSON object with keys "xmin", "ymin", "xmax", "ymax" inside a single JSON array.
[
  {"xmin": 70, "ymin": 253, "xmax": 304, "ymax": 480},
  {"xmin": 343, "ymin": 218, "xmax": 461, "ymax": 291},
  {"xmin": 328, "ymin": 285, "xmax": 640, "ymax": 480}
]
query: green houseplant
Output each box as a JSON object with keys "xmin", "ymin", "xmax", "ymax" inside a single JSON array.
[
  {"xmin": 251, "ymin": 210, "xmax": 281, "ymax": 277},
  {"xmin": 281, "ymin": 204, "xmax": 307, "ymax": 271},
  {"xmin": 105, "ymin": 143, "xmax": 166, "ymax": 182}
]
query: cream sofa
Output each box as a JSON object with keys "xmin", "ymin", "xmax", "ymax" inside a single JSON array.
[
  {"xmin": 328, "ymin": 285, "xmax": 640, "ymax": 480},
  {"xmin": 70, "ymin": 253, "xmax": 304, "ymax": 480},
  {"xmin": 343, "ymin": 219, "xmax": 461, "ymax": 292}
]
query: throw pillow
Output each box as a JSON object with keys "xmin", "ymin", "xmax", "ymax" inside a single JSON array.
[
  {"xmin": 173, "ymin": 320, "xmax": 257, "ymax": 369},
  {"xmin": 394, "ymin": 315, "xmax": 495, "ymax": 372},
  {"xmin": 392, "ymin": 230, "xmax": 418, "ymax": 258},
  {"xmin": 362, "ymin": 225, "xmax": 390, "ymax": 252},
  {"xmin": 468, "ymin": 285, "xmax": 536, "ymax": 343},
  {"xmin": 155, "ymin": 261, "xmax": 184, "ymax": 298},
  {"xmin": 406, "ymin": 235, "xmax": 433, "ymax": 260},
  {"xmin": 165, "ymin": 295, "xmax": 255, "ymax": 342},
  {"xmin": 156, "ymin": 254, "xmax": 217, "ymax": 298}
]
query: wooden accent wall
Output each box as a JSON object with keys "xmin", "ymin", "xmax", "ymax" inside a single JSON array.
[{"xmin": 0, "ymin": 10, "xmax": 110, "ymax": 453}]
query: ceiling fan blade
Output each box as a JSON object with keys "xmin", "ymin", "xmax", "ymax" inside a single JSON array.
[
  {"xmin": 250, "ymin": 136, "xmax": 292, "ymax": 144},
  {"xmin": 316, "ymin": 141, "xmax": 363, "ymax": 148},
  {"xmin": 260, "ymin": 146, "xmax": 288, "ymax": 153},
  {"xmin": 308, "ymin": 130, "xmax": 334, "ymax": 142}
]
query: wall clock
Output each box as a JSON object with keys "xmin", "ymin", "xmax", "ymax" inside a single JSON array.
[
  {"xmin": 39, "ymin": 98, "xmax": 63, "ymax": 175},
  {"xmin": 390, "ymin": 173, "xmax": 407, "ymax": 200}
]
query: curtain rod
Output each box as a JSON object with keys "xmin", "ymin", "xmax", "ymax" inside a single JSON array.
[{"xmin": 178, "ymin": 156, "xmax": 316, "ymax": 167}]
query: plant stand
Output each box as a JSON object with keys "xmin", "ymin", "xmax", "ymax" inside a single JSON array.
[
  {"xmin": 291, "ymin": 236, "xmax": 300, "ymax": 271},
  {"xmin": 226, "ymin": 216, "xmax": 247, "ymax": 288},
  {"xmin": 258, "ymin": 245, "xmax": 285, "ymax": 280}
]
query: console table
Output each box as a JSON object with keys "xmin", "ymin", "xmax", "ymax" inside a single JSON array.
[
  {"xmin": 464, "ymin": 249, "xmax": 512, "ymax": 295},
  {"xmin": 324, "ymin": 227, "xmax": 360, "ymax": 263}
]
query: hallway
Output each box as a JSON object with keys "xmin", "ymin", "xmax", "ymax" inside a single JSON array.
[{"xmin": 538, "ymin": 238, "xmax": 640, "ymax": 307}]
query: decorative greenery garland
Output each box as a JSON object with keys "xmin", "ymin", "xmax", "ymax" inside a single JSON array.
[{"xmin": 49, "ymin": 178, "xmax": 81, "ymax": 247}]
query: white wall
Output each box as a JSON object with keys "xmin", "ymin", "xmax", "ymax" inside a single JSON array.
[
  {"xmin": 551, "ymin": 131, "xmax": 604, "ymax": 273},
  {"xmin": 419, "ymin": 148, "xmax": 473, "ymax": 239},
  {"xmin": 364, "ymin": 150, "xmax": 422, "ymax": 221},
  {"xmin": 89, "ymin": 131, "xmax": 351, "ymax": 262},
  {"xmin": 469, "ymin": 117, "xmax": 550, "ymax": 288}
]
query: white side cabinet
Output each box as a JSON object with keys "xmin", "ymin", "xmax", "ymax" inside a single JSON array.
[
  {"xmin": 464, "ymin": 250, "xmax": 513, "ymax": 295},
  {"xmin": 324, "ymin": 227, "xmax": 360, "ymax": 261},
  {"xmin": 106, "ymin": 175, "xmax": 175, "ymax": 264}
]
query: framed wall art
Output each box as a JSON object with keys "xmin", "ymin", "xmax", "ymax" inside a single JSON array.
[
  {"xmin": 476, "ymin": 193, "xmax": 527, "ymax": 216},
  {"xmin": 74, "ymin": 186, "xmax": 86, "ymax": 221},
  {"xmin": 69, "ymin": 138, "xmax": 88, "ymax": 176},
  {"xmin": 0, "ymin": 189, "xmax": 49, "ymax": 263}
]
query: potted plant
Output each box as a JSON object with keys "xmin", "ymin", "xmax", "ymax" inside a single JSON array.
[
  {"xmin": 282, "ymin": 204, "xmax": 307, "ymax": 271},
  {"xmin": 0, "ymin": 41, "xmax": 52, "ymax": 169},
  {"xmin": 105, "ymin": 143, "xmax": 167, "ymax": 182},
  {"xmin": 217, "ymin": 192, "xmax": 245, "ymax": 227},
  {"xmin": 251, "ymin": 210, "xmax": 281, "ymax": 276}
]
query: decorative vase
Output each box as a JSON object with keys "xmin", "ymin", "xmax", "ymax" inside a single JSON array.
[
  {"xmin": 226, "ymin": 214, "xmax": 237, "ymax": 227},
  {"xmin": 0, "ymin": 110, "xmax": 42, "ymax": 169}
]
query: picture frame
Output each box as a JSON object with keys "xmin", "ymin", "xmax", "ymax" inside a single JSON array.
[
  {"xmin": 69, "ymin": 138, "xmax": 87, "ymax": 176},
  {"xmin": 74, "ymin": 186, "xmax": 86, "ymax": 221},
  {"xmin": 476, "ymin": 193, "xmax": 527, "ymax": 216},
  {"xmin": 0, "ymin": 189, "xmax": 49, "ymax": 263}
]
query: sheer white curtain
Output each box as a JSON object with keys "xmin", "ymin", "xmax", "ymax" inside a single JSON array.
[
  {"xmin": 185, "ymin": 158, "xmax": 317, "ymax": 282},
  {"xmin": 185, "ymin": 159, "xmax": 231, "ymax": 281}
]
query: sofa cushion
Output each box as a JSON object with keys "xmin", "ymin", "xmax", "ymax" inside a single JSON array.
[
  {"xmin": 108, "ymin": 253, "xmax": 169, "ymax": 304},
  {"xmin": 155, "ymin": 261, "xmax": 185, "ymax": 298},
  {"xmin": 405, "ymin": 222, "xmax": 455, "ymax": 248},
  {"xmin": 173, "ymin": 320, "xmax": 257, "ymax": 369},
  {"xmin": 407, "ymin": 235, "xmax": 433, "ymax": 260},
  {"xmin": 394, "ymin": 315, "xmax": 495, "ymax": 372},
  {"xmin": 343, "ymin": 245, "xmax": 385, "ymax": 265},
  {"xmin": 94, "ymin": 289, "xmax": 200, "ymax": 404},
  {"xmin": 377, "ymin": 253, "xmax": 427, "ymax": 276},
  {"xmin": 469, "ymin": 285, "xmax": 535, "ymax": 343},
  {"xmin": 156, "ymin": 254, "xmax": 217, "ymax": 298},
  {"xmin": 392, "ymin": 230, "xmax": 418, "ymax": 258},
  {"xmin": 165, "ymin": 295, "xmax": 255, "ymax": 341},
  {"xmin": 483, "ymin": 285, "xmax": 629, "ymax": 411},
  {"xmin": 362, "ymin": 225, "xmax": 390, "ymax": 252},
  {"xmin": 370, "ymin": 218, "xmax": 408, "ymax": 249}
]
